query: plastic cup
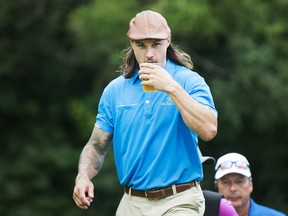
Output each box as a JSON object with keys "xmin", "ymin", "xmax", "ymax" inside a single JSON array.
[
  {"xmin": 141, "ymin": 63, "xmax": 162, "ymax": 92},
  {"xmin": 142, "ymin": 82, "xmax": 157, "ymax": 92}
]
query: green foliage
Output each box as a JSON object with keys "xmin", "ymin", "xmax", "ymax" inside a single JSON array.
[{"xmin": 1, "ymin": 0, "xmax": 287, "ymax": 215}]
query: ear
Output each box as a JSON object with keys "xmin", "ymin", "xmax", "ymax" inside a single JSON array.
[
  {"xmin": 249, "ymin": 177, "xmax": 253, "ymax": 193},
  {"xmin": 214, "ymin": 180, "xmax": 218, "ymax": 190},
  {"xmin": 166, "ymin": 36, "xmax": 171, "ymax": 47}
]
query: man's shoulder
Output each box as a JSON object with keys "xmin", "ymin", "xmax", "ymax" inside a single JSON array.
[
  {"xmin": 103, "ymin": 75, "xmax": 126, "ymax": 91},
  {"xmin": 250, "ymin": 198, "xmax": 286, "ymax": 216},
  {"xmin": 108, "ymin": 75, "xmax": 125, "ymax": 85}
]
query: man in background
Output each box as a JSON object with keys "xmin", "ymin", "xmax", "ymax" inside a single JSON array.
[
  {"xmin": 199, "ymin": 148, "xmax": 238, "ymax": 216},
  {"xmin": 214, "ymin": 153, "xmax": 286, "ymax": 216}
]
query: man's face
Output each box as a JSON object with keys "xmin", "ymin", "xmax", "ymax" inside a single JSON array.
[
  {"xmin": 216, "ymin": 173, "xmax": 253, "ymax": 211},
  {"xmin": 130, "ymin": 38, "xmax": 170, "ymax": 66}
]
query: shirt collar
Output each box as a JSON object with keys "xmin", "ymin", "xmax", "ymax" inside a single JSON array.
[{"xmin": 131, "ymin": 69, "xmax": 139, "ymax": 84}]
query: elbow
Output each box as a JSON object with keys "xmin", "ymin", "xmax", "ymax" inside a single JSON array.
[
  {"xmin": 208, "ymin": 126, "xmax": 218, "ymax": 141},
  {"xmin": 201, "ymin": 124, "xmax": 218, "ymax": 141}
]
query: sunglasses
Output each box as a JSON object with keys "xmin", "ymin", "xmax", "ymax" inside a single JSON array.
[{"xmin": 216, "ymin": 161, "xmax": 249, "ymax": 171}]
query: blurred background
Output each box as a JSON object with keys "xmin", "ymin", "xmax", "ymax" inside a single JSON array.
[{"xmin": 1, "ymin": 0, "xmax": 287, "ymax": 215}]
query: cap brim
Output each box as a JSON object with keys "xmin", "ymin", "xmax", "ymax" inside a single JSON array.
[
  {"xmin": 215, "ymin": 167, "xmax": 251, "ymax": 179},
  {"xmin": 202, "ymin": 156, "xmax": 216, "ymax": 165}
]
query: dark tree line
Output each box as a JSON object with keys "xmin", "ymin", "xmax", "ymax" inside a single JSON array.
[{"xmin": 1, "ymin": 0, "xmax": 287, "ymax": 215}]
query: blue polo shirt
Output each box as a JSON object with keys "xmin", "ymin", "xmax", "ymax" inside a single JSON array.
[
  {"xmin": 249, "ymin": 198, "xmax": 286, "ymax": 216},
  {"xmin": 96, "ymin": 59, "xmax": 217, "ymax": 190}
]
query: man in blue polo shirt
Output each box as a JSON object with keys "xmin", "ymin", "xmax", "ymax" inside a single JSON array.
[
  {"xmin": 73, "ymin": 10, "xmax": 218, "ymax": 216},
  {"xmin": 214, "ymin": 153, "xmax": 286, "ymax": 216}
]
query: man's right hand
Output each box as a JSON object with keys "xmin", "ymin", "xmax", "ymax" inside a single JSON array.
[{"xmin": 73, "ymin": 179, "xmax": 94, "ymax": 209}]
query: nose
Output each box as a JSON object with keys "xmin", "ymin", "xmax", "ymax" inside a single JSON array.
[
  {"xmin": 229, "ymin": 182, "xmax": 239, "ymax": 192},
  {"xmin": 145, "ymin": 47, "xmax": 154, "ymax": 59}
]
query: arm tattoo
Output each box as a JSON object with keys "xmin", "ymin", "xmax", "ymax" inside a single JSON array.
[{"xmin": 77, "ymin": 127, "xmax": 112, "ymax": 181}]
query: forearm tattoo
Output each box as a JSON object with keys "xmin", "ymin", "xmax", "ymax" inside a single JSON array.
[{"xmin": 77, "ymin": 128, "xmax": 112, "ymax": 181}]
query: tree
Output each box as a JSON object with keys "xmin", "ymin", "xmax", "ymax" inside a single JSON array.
[{"xmin": 1, "ymin": 0, "xmax": 287, "ymax": 215}]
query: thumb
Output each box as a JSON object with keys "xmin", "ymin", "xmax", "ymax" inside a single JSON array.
[{"xmin": 88, "ymin": 187, "xmax": 94, "ymax": 198}]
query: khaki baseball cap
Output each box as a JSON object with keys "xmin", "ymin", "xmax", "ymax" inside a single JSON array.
[{"xmin": 127, "ymin": 10, "xmax": 171, "ymax": 40}]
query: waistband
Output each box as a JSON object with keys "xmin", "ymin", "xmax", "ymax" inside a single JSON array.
[{"xmin": 124, "ymin": 181, "xmax": 199, "ymax": 199}]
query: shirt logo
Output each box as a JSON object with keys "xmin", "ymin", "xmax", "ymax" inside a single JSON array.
[
  {"xmin": 116, "ymin": 103, "xmax": 138, "ymax": 108},
  {"xmin": 160, "ymin": 96, "xmax": 174, "ymax": 106}
]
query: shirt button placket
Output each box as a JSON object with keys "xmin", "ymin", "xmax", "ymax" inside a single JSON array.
[{"xmin": 144, "ymin": 95, "xmax": 152, "ymax": 117}]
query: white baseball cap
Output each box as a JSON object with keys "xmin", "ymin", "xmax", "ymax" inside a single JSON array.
[{"xmin": 214, "ymin": 153, "xmax": 251, "ymax": 180}]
